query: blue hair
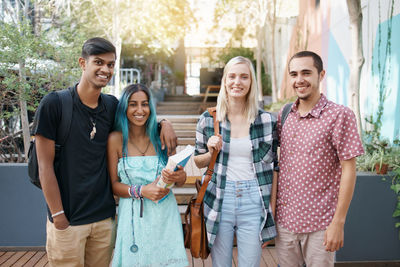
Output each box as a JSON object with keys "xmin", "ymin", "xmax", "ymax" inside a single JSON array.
[{"xmin": 113, "ymin": 83, "xmax": 167, "ymax": 165}]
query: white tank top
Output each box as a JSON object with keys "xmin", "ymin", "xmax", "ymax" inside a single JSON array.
[{"xmin": 226, "ymin": 135, "xmax": 256, "ymax": 181}]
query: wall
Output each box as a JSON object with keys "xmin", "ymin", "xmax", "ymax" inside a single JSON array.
[
  {"xmin": 280, "ymin": 0, "xmax": 400, "ymax": 142},
  {"xmin": 336, "ymin": 172, "xmax": 400, "ymax": 262},
  {"xmin": 0, "ymin": 164, "xmax": 47, "ymax": 248}
]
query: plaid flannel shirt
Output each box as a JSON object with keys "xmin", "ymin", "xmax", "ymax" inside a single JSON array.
[{"xmin": 195, "ymin": 109, "xmax": 278, "ymax": 247}]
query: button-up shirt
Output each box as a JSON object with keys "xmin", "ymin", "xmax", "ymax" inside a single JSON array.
[{"xmin": 276, "ymin": 94, "xmax": 364, "ymax": 233}]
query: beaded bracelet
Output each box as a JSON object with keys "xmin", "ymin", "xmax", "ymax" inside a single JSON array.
[
  {"xmin": 134, "ymin": 185, "xmax": 140, "ymax": 198},
  {"xmin": 128, "ymin": 186, "xmax": 132, "ymax": 197},
  {"xmin": 129, "ymin": 185, "xmax": 143, "ymax": 199}
]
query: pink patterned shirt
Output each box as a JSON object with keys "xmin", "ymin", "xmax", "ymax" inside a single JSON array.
[{"xmin": 276, "ymin": 94, "xmax": 364, "ymax": 233}]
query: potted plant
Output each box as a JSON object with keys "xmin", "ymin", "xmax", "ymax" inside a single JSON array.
[
  {"xmin": 372, "ymin": 143, "xmax": 391, "ymax": 174},
  {"xmin": 391, "ymin": 164, "xmax": 400, "ymax": 237},
  {"xmin": 336, "ymin": 130, "xmax": 400, "ymax": 263}
]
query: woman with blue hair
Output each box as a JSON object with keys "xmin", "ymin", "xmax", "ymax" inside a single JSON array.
[{"xmin": 107, "ymin": 83, "xmax": 188, "ymax": 266}]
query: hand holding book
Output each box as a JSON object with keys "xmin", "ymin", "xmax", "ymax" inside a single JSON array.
[
  {"xmin": 141, "ymin": 182, "xmax": 170, "ymax": 202},
  {"xmin": 156, "ymin": 145, "xmax": 194, "ymax": 189},
  {"xmin": 160, "ymin": 166, "xmax": 186, "ymax": 187}
]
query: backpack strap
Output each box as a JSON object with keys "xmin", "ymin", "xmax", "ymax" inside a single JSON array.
[
  {"xmin": 55, "ymin": 88, "xmax": 73, "ymax": 145},
  {"xmin": 281, "ymin": 102, "xmax": 293, "ymax": 128},
  {"xmin": 101, "ymin": 93, "xmax": 116, "ymax": 122}
]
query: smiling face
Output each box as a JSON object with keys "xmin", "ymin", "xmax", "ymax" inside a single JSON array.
[
  {"xmin": 288, "ymin": 56, "xmax": 325, "ymax": 102},
  {"xmin": 79, "ymin": 52, "xmax": 115, "ymax": 90},
  {"xmin": 126, "ymin": 90, "xmax": 150, "ymax": 128},
  {"xmin": 225, "ymin": 63, "xmax": 252, "ymax": 100}
]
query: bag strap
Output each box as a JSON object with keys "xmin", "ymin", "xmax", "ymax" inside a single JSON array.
[
  {"xmin": 55, "ymin": 88, "xmax": 73, "ymax": 145},
  {"xmin": 281, "ymin": 102, "xmax": 293, "ymax": 128},
  {"xmin": 101, "ymin": 93, "xmax": 116, "ymax": 122},
  {"xmin": 195, "ymin": 107, "xmax": 219, "ymax": 205}
]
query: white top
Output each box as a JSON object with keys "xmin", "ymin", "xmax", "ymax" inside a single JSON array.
[{"xmin": 226, "ymin": 135, "xmax": 256, "ymax": 181}]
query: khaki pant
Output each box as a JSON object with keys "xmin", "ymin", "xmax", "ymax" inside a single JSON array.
[
  {"xmin": 275, "ymin": 225, "xmax": 335, "ymax": 267},
  {"xmin": 46, "ymin": 217, "xmax": 115, "ymax": 267}
]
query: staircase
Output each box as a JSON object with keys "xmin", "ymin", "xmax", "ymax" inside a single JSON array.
[{"xmin": 157, "ymin": 94, "xmax": 216, "ymax": 220}]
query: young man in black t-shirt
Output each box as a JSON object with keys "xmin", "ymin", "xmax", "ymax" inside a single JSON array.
[{"xmin": 35, "ymin": 37, "xmax": 177, "ymax": 267}]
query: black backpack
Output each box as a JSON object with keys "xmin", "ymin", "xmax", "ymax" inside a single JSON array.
[
  {"xmin": 27, "ymin": 87, "xmax": 116, "ymax": 189},
  {"xmin": 27, "ymin": 88, "xmax": 73, "ymax": 188},
  {"xmin": 281, "ymin": 102, "xmax": 293, "ymax": 128}
]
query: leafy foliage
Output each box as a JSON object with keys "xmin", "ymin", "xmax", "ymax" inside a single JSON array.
[
  {"xmin": 55, "ymin": 0, "xmax": 194, "ymax": 56},
  {"xmin": 0, "ymin": 18, "xmax": 83, "ymax": 162},
  {"xmin": 391, "ymin": 165, "xmax": 400, "ymax": 239}
]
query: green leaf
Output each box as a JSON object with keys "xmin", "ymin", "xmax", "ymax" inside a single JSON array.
[
  {"xmin": 393, "ymin": 209, "xmax": 400, "ymax": 218},
  {"xmin": 395, "ymin": 222, "xmax": 400, "ymax": 228},
  {"xmin": 391, "ymin": 184, "xmax": 400, "ymax": 194}
]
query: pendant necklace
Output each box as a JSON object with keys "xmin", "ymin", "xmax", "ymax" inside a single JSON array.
[
  {"xmin": 131, "ymin": 139, "xmax": 151, "ymax": 156},
  {"xmin": 89, "ymin": 114, "xmax": 97, "ymax": 140}
]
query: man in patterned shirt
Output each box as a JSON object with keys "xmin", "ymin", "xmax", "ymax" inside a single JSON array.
[{"xmin": 274, "ymin": 51, "xmax": 364, "ymax": 267}]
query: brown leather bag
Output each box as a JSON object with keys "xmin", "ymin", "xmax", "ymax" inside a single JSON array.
[{"xmin": 184, "ymin": 107, "xmax": 219, "ymax": 259}]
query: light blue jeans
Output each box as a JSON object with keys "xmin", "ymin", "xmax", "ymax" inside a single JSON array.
[{"xmin": 211, "ymin": 179, "xmax": 263, "ymax": 267}]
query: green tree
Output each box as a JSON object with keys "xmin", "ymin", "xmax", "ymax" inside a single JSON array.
[
  {"xmin": 346, "ymin": 0, "xmax": 364, "ymax": 137},
  {"xmin": 214, "ymin": 0, "xmax": 281, "ymax": 101},
  {"xmin": 0, "ymin": 2, "xmax": 83, "ymax": 162},
  {"xmin": 49, "ymin": 0, "xmax": 195, "ymax": 94}
]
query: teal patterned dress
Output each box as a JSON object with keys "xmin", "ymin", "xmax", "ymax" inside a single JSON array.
[{"xmin": 112, "ymin": 156, "xmax": 188, "ymax": 267}]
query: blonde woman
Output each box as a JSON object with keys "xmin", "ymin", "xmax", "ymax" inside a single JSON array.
[{"xmin": 194, "ymin": 56, "xmax": 278, "ymax": 267}]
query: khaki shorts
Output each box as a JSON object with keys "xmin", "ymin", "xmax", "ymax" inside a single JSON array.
[
  {"xmin": 275, "ymin": 225, "xmax": 334, "ymax": 267},
  {"xmin": 46, "ymin": 217, "xmax": 115, "ymax": 267}
]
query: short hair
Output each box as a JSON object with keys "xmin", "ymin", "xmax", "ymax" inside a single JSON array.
[
  {"xmin": 81, "ymin": 37, "xmax": 116, "ymax": 59},
  {"xmin": 216, "ymin": 56, "xmax": 259, "ymax": 123},
  {"xmin": 288, "ymin": 51, "xmax": 323, "ymax": 74},
  {"xmin": 113, "ymin": 84, "xmax": 167, "ymax": 164}
]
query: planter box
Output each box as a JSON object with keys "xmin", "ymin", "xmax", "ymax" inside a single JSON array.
[
  {"xmin": 0, "ymin": 163, "xmax": 47, "ymax": 248},
  {"xmin": 336, "ymin": 172, "xmax": 400, "ymax": 262}
]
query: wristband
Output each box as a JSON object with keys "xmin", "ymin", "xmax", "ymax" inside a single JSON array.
[
  {"xmin": 138, "ymin": 185, "xmax": 143, "ymax": 198},
  {"xmin": 128, "ymin": 186, "xmax": 132, "ymax": 197},
  {"xmin": 158, "ymin": 119, "xmax": 167, "ymax": 133},
  {"xmin": 52, "ymin": 210, "xmax": 64, "ymax": 218}
]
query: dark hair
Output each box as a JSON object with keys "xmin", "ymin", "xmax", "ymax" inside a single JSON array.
[
  {"xmin": 81, "ymin": 37, "xmax": 116, "ymax": 59},
  {"xmin": 113, "ymin": 83, "xmax": 167, "ymax": 164},
  {"xmin": 288, "ymin": 51, "xmax": 323, "ymax": 74}
]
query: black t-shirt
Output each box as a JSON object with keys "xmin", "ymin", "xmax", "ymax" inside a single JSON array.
[{"xmin": 34, "ymin": 84, "xmax": 118, "ymax": 225}]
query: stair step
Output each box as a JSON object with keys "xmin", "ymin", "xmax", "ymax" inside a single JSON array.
[
  {"xmin": 176, "ymin": 131, "xmax": 196, "ymax": 138},
  {"xmin": 178, "ymin": 205, "xmax": 188, "ymax": 214},
  {"xmin": 177, "ymin": 138, "xmax": 195, "ymax": 145},
  {"xmin": 172, "ymin": 187, "xmax": 197, "ymax": 194},
  {"xmin": 157, "ymin": 105, "xmax": 200, "ymax": 111},
  {"xmin": 157, "ymin": 101, "xmax": 202, "ymax": 106},
  {"xmin": 170, "ymin": 123, "xmax": 197, "ymax": 130},
  {"xmin": 158, "ymin": 115, "xmax": 199, "ymax": 123},
  {"xmin": 164, "ymin": 95, "xmax": 203, "ymax": 102},
  {"xmin": 157, "ymin": 110, "xmax": 200, "ymax": 115}
]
